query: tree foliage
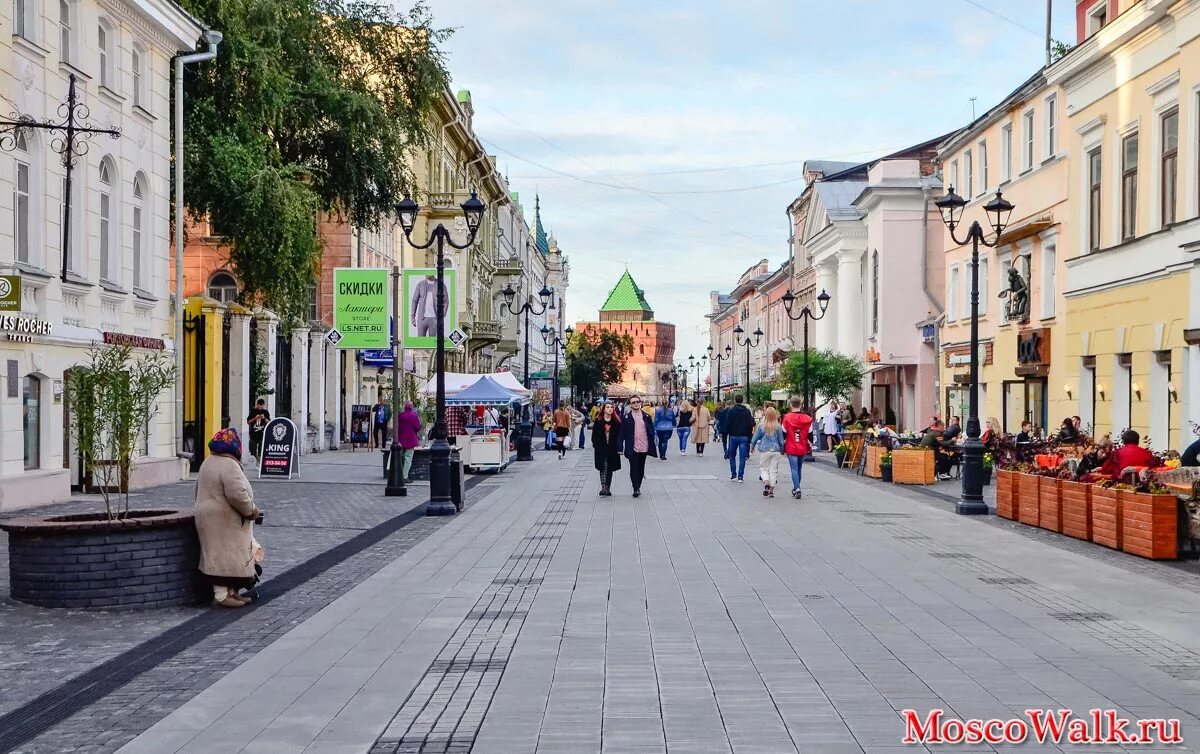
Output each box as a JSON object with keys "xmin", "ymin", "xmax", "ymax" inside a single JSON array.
[
  {"xmin": 565, "ymin": 329, "xmax": 634, "ymax": 399},
  {"xmin": 178, "ymin": 0, "xmax": 450, "ymax": 323},
  {"xmin": 779, "ymin": 349, "xmax": 865, "ymax": 405}
]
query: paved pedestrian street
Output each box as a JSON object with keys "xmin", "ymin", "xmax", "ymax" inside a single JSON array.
[{"xmin": 7, "ymin": 449, "xmax": 1200, "ymax": 753}]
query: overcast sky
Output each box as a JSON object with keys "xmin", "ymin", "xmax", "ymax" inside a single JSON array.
[{"xmin": 419, "ymin": 0, "xmax": 1078, "ymax": 366}]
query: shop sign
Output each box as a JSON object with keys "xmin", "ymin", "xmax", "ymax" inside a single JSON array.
[
  {"xmin": 102, "ymin": 331, "xmax": 165, "ymax": 350},
  {"xmin": 1016, "ymin": 328, "xmax": 1051, "ymax": 376},
  {"xmin": 332, "ymin": 268, "xmax": 390, "ymax": 350},
  {"xmin": 258, "ymin": 417, "xmax": 299, "ymax": 479},
  {"xmin": 0, "ymin": 275, "xmax": 20, "ymax": 312},
  {"xmin": 0, "ymin": 315, "xmax": 52, "ymax": 343},
  {"xmin": 947, "ymin": 344, "xmax": 988, "ymax": 367},
  {"xmin": 921, "ymin": 324, "xmax": 936, "ymax": 343}
]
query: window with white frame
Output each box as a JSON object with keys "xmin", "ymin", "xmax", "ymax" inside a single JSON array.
[
  {"xmin": 999, "ymin": 255, "xmax": 1013, "ymax": 321},
  {"xmin": 14, "ymin": 0, "xmax": 35, "ymax": 40},
  {"xmin": 1022, "ymin": 110, "xmax": 1035, "ymax": 171},
  {"xmin": 978, "ymin": 257, "xmax": 989, "ymax": 316},
  {"xmin": 99, "ymin": 159, "xmax": 116, "ymax": 282},
  {"xmin": 1045, "ymin": 95, "xmax": 1057, "ymax": 159},
  {"xmin": 1000, "ymin": 123, "xmax": 1013, "ymax": 182},
  {"xmin": 59, "ymin": 0, "xmax": 77, "ymax": 65},
  {"xmin": 1121, "ymin": 132, "xmax": 1137, "ymax": 240},
  {"xmin": 964, "ymin": 149, "xmax": 973, "ymax": 198},
  {"xmin": 978, "ymin": 140, "xmax": 988, "ymax": 194},
  {"xmin": 132, "ymin": 174, "xmax": 146, "ymax": 289},
  {"xmin": 1086, "ymin": 0, "xmax": 1108, "ymax": 36},
  {"xmin": 1041, "ymin": 243, "xmax": 1056, "ymax": 319},
  {"xmin": 99, "ymin": 21, "xmax": 115, "ymax": 89},
  {"xmin": 960, "ymin": 262, "xmax": 970, "ymax": 319},
  {"xmin": 950, "ymin": 159, "xmax": 959, "ymax": 192},
  {"xmin": 1087, "ymin": 147, "xmax": 1102, "ymax": 251},
  {"xmin": 948, "ymin": 265, "xmax": 959, "ymax": 322},
  {"xmin": 1162, "ymin": 107, "xmax": 1179, "ymax": 226},
  {"xmin": 13, "ymin": 132, "xmax": 31, "ymax": 264},
  {"xmin": 132, "ymin": 45, "xmax": 147, "ymax": 109}
]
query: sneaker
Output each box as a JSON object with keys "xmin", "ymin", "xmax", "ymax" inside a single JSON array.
[
  {"xmin": 768, "ymin": 489, "xmax": 775, "ymax": 498},
  {"xmin": 762, "ymin": 487, "xmax": 769, "ymax": 497},
  {"xmin": 213, "ymin": 596, "xmax": 245, "ymax": 609},
  {"xmin": 730, "ymin": 474, "xmax": 737, "ymax": 481},
  {"xmin": 633, "ymin": 490, "xmax": 641, "ymax": 498},
  {"xmin": 738, "ymin": 477, "xmax": 744, "ymax": 483}
]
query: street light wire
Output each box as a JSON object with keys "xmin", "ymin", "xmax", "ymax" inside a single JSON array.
[{"xmin": 955, "ymin": 0, "xmax": 1044, "ymax": 37}]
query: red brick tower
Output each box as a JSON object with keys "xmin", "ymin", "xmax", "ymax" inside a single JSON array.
[{"xmin": 576, "ymin": 270, "xmax": 676, "ymax": 399}]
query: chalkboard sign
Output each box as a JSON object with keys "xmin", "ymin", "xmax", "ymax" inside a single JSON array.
[{"xmin": 258, "ymin": 417, "xmax": 299, "ymax": 479}]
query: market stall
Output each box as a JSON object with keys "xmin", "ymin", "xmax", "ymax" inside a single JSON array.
[{"xmin": 443, "ymin": 376, "xmax": 529, "ymax": 472}]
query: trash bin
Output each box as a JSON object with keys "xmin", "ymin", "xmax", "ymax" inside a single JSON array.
[
  {"xmin": 449, "ymin": 447, "xmax": 465, "ymax": 511},
  {"xmin": 515, "ymin": 420, "xmax": 534, "ymax": 462}
]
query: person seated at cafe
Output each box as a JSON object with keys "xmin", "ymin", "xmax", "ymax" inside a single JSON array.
[
  {"xmin": 1016, "ymin": 421, "xmax": 1035, "ymax": 443},
  {"xmin": 920, "ymin": 420, "xmax": 956, "ymax": 480},
  {"xmin": 1180, "ymin": 436, "xmax": 1200, "ymax": 467},
  {"xmin": 1100, "ymin": 429, "xmax": 1157, "ymax": 479},
  {"xmin": 1057, "ymin": 417, "xmax": 1080, "ymax": 444},
  {"xmin": 942, "ymin": 416, "xmax": 962, "ymax": 442},
  {"xmin": 980, "ymin": 417, "xmax": 1002, "ymax": 448}
]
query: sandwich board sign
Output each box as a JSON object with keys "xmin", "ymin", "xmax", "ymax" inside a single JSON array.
[{"xmin": 258, "ymin": 417, "xmax": 299, "ymax": 479}]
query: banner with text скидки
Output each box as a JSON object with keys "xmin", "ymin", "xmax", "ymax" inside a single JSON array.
[{"xmin": 331, "ymin": 268, "xmax": 390, "ymax": 349}]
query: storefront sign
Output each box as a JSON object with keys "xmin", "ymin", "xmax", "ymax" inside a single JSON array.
[
  {"xmin": 332, "ymin": 268, "xmax": 390, "ymax": 350},
  {"xmin": 946, "ymin": 343, "xmax": 989, "ymax": 367},
  {"xmin": 258, "ymin": 417, "xmax": 299, "ymax": 479},
  {"xmin": 0, "ymin": 315, "xmax": 52, "ymax": 342},
  {"xmin": 0, "ymin": 275, "xmax": 20, "ymax": 312},
  {"xmin": 921, "ymin": 324, "xmax": 936, "ymax": 343},
  {"xmin": 102, "ymin": 331, "xmax": 165, "ymax": 350},
  {"xmin": 1016, "ymin": 328, "xmax": 1051, "ymax": 376}
]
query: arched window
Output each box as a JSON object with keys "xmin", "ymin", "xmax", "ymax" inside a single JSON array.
[
  {"xmin": 98, "ymin": 19, "xmax": 115, "ymax": 89},
  {"xmin": 207, "ymin": 272, "xmax": 239, "ymax": 302},
  {"xmin": 132, "ymin": 173, "xmax": 147, "ymax": 289},
  {"xmin": 98, "ymin": 157, "xmax": 119, "ymax": 282},
  {"xmin": 131, "ymin": 44, "xmax": 147, "ymax": 109},
  {"xmin": 24, "ymin": 375, "xmax": 41, "ymax": 470}
]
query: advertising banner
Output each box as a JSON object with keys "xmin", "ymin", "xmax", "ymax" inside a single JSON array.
[
  {"xmin": 401, "ymin": 268, "xmax": 457, "ymax": 349},
  {"xmin": 332, "ymin": 268, "xmax": 389, "ymax": 349},
  {"xmin": 258, "ymin": 417, "xmax": 299, "ymax": 479},
  {"xmin": 349, "ymin": 404, "xmax": 371, "ymax": 445},
  {"xmin": 0, "ymin": 275, "xmax": 20, "ymax": 312}
]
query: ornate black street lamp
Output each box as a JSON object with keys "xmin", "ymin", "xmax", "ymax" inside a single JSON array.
[
  {"xmin": 707, "ymin": 343, "xmax": 732, "ymax": 406},
  {"xmin": 687, "ymin": 354, "xmax": 707, "ymax": 404},
  {"xmin": 395, "ymin": 192, "xmax": 486, "ymax": 515},
  {"xmin": 501, "ymin": 281, "xmax": 552, "ymax": 461},
  {"xmin": 780, "ymin": 288, "xmax": 831, "ymax": 413},
  {"xmin": 541, "ymin": 325, "xmax": 572, "ymax": 410},
  {"xmin": 935, "ymin": 187, "xmax": 1014, "ymax": 516},
  {"xmin": 733, "ymin": 325, "xmax": 763, "ymax": 400}
]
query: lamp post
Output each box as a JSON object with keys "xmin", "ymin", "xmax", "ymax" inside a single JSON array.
[
  {"xmin": 780, "ymin": 288, "xmax": 831, "ymax": 413},
  {"xmin": 501, "ymin": 282, "xmax": 552, "ymax": 461},
  {"xmin": 395, "ymin": 192, "xmax": 486, "ymax": 516},
  {"xmin": 687, "ymin": 354, "xmax": 707, "ymax": 404},
  {"xmin": 733, "ymin": 325, "xmax": 763, "ymax": 401},
  {"xmin": 707, "ymin": 343, "xmax": 732, "ymax": 406},
  {"xmin": 541, "ymin": 325, "xmax": 572, "ymax": 409},
  {"xmin": 934, "ymin": 187, "xmax": 1014, "ymax": 516}
]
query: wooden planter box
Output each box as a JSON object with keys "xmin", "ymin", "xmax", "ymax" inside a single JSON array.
[
  {"xmin": 1120, "ymin": 490, "xmax": 1177, "ymax": 560},
  {"xmin": 1017, "ymin": 473, "xmax": 1041, "ymax": 527},
  {"xmin": 1059, "ymin": 480, "xmax": 1092, "ymax": 541},
  {"xmin": 1091, "ymin": 485, "xmax": 1122, "ymax": 549},
  {"xmin": 1038, "ymin": 476, "xmax": 1062, "ymax": 533},
  {"xmin": 996, "ymin": 469, "xmax": 1018, "ymax": 520},
  {"xmin": 892, "ymin": 449, "xmax": 935, "ymax": 485},
  {"xmin": 865, "ymin": 445, "xmax": 884, "ymax": 479}
]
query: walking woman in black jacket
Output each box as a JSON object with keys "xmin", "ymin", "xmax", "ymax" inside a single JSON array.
[{"xmin": 592, "ymin": 402, "xmax": 623, "ymax": 497}]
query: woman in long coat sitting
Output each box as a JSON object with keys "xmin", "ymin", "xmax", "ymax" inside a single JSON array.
[
  {"xmin": 195, "ymin": 428, "xmax": 261, "ymax": 608},
  {"xmin": 591, "ymin": 402, "xmax": 623, "ymax": 497}
]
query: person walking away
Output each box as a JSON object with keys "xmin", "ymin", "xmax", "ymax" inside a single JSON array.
[
  {"xmin": 195, "ymin": 428, "xmax": 261, "ymax": 608},
  {"xmin": 691, "ymin": 401, "xmax": 712, "ymax": 456},
  {"xmin": 653, "ymin": 400, "xmax": 675, "ymax": 461},
  {"xmin": 822, "ymin": 401, "xmax": 840, "ymax": 452},
  {"xmin": 553, "ymin": 404, "xmax": 572, "ymax": 459},
  {"xmin": 716, "ymin": 399, "xmax": 732, "ymax": 459},
  {"xmin": 724, "ymin": 394, "xmax": 756, "ymax": 482},
  {"xmin": 782, "ymin": 397, "xmax": 813, "ymax": 499},
  {"xmin": 751, "ymin": 406, "xmax": 786, "ymax": 497},
  {"xmin": 371, "ymin": 397, "xmax": 391, "ymax": 450},
  {"xmin": 395, "ymin": 401, "xmax": 422, "ymax": 482},
  {"xmin": 621, "ymin": 395, "xmax": 658, "ymax": 497},
  {"xmin": 246, "ymin": 398, "xmax": 270, "ymax": 461},
  {"xmin": 592, "ymin": 402, "xmax": 622, "ymax": 496},
  {"xmin": 572, "ymin": 404, "xmax": 587, "ymax": 450},
  {"xmin": 676, "ymin": 401, "xmax": 694, "ymax": 455}
]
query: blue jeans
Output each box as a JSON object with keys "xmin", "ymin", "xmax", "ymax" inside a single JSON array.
[
  {"xmin": 787, "ymin": 453, "xmax": 805, "ymax": 491},
  {"xmin": 655, "ymin": 430, "xmax": 672, "ymax": 459},
  {"xmin": 727, "ymin": 436, "xmax": 750, "ymax": 479},
  {"xmin": 677, "ymin": 427, "xmax": 691, "ymax": 451},
  {"xmin": 579, "ymin": 424, "xmax": 586, "ymax": 449}
]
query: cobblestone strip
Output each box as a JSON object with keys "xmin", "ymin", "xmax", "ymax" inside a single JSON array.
[{"xmin": 370, "ymin": 472, "xmax": 586, "ymax": 754}]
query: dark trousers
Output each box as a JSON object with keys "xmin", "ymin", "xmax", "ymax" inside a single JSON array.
[
  {"xmin": 373, "ymin": 423, "xmax": 388, "ymax": 448},
  {"xmin": 655, "ymin": 430, "xmax": 672, "ymax": 459},
  {"xmin": 628, "ymin": 452, "xmax": 648, "ymax": 493},
  {"xmin": 722, "ymin": 433, "xmax": 729, "ymax": 458}
]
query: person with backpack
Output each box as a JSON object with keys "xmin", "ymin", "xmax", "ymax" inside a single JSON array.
[
  {"xmin": 653, "ymin": 400, "xmax": 676, "ymax": 461},
  {"xmin": 750, "ymin": 406, "xmax": 786, "ymax": 498},
  {"xmin": 371, "ymin": 397, "xmax": 391, "ymax": 450},
  {"xmin": 782, "ymin": 397, "xmax": 813, "ymax": 499}
]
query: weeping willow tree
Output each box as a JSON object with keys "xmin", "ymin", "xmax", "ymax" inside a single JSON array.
[{"xmin": 178, "ymin": 0, "xmax": 451, "ymax": 323}]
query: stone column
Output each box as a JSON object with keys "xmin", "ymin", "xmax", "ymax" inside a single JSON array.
[
  {"xmin": 836, "ymin": 248, "xmax": 864, "ymax": 358},
  {"xmin": 307, "ymin": 330, "xmax": 326, "ymax": 452},
  {"xmin": 326, "ymin": 342, "xmax": 341, "ymax": 450},
  {"xmin": 814, "ymin": 262, "xmax": 838, "ymax": 352},
  {"xmin": 227, "ymin": 312, "xmax": 252, "ymax": 461},
  {"xmin": 255, "ymin": 309, "xmax": 280, "ymax": 418},
  {"xmin": 290, "ymin": 327, "xmax": 310, "ymax": 454}
]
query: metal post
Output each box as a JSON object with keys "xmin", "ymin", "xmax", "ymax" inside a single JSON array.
[
  {"xmin": 426, "ymin": 234, "xmax": 454, "ymax": 515},
  {"xmin": 385, "ymin": 263, "xmax": 407, "ymax": 497},
  {"xmin": 958, "ymin": 233, "xmax": 988, "ymax": 515}
]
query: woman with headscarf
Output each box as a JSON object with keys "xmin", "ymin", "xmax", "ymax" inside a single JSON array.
[
  {"xmin": 194, "ymin": 428, "xmax": 260, "ymax": 608},
  {"xmin": 395, "ymin": 401, "xmax": 423, "ymax": 482}
]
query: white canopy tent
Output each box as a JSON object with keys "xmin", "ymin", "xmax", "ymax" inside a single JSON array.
[{"xmin": 419, "ymin": 372, "xmax": 532, "ymax": 398}]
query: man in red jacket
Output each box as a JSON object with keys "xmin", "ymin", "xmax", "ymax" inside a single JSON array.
[
  {"xmin": 782, "ymin": 397, "xmax": 813, "ymax": 499},
  {"xmin": 1101, "ymin": 429, "xmax": 1157, "ymax": 480}
]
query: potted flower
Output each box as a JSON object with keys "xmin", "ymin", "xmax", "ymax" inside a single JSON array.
[
  {"xmin": 833, "ymin": 441, "xmax": 849, "ymax": 468},
  {"xmin": 981, "ymin": 453, "xmax": 994, "ymax": 486},
  {"xmin": 879, "ymin": 451, "xmax": 893, "ymax": 483}
]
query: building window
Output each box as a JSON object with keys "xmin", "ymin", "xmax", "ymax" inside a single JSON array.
[
  {"xmin": 13, "ymin": 132, "xmax": 30, "ymax": 264},
  {"xmin": 960, "ymin": 262, "xmax": 970, "ymax": 319},
  {"xmin": 98, "ymin": 21, "xmax": 115, "ymax": 89},
  {"xmin": 59, "ymin": 0, "xmax": 76, "ymax": 64},
  {"xmin": 1087, "ymin": 0, "xmax": 1108, "ymax": 36},
  {"xmin": 99, "ymin": 158, "xmax": 116, "ymax": 282},
  {"xmin": 132, "ymin": 174, "xmax": 146, "ymax": 289},
  {"xmin": 307, "ymin": 282, "xmax": 318, "ymax": 321},
  {"xmin": 1022, "ymin": 110, "xmax": 1035, "ymax": 172},
  {"xmin": 978, "ymin": 140, "xmax": 988, "ymax": 193},
  {"xmin": 1121, "ymin": 133, "xmax": 1137, "ymax": 240},
  {"xmin": 1041, "ymin": 244, "xmax": 1056, "ymax": 319},
  {"xmin": 871, "ymin": 250, "xmax": 879, "ymax": 335},
  {"xmin": 1045, "ymin": 95, "xmax": 1057, "ymax": 159},
  {"xmin": 14, "ymin": 0, "xmax": 33, "ymax": 39},
  {"xmin": 132, "ymin": 46, "xmax": 146, "ymax": 109},
  {"xmin": 948, "ymin": 265, "xmax": 959, "ymax": 322},
  {"xmin": 1088, "ymin": 147, "xmax": 1102, "ymax": 251},
  {"xmin": 1001, "ymin": 124, "xmax": 1013, "ymax": 182},
  {"xmin": 977, "ymin": 257, "xmax": 988, "ymax": 316},
  {"xmin": 964, "ymin": 149, "xmax": 973, "ymax": 198},
  {"xmin": 23, "ymin": 375, "xmax": 41, "ymax": 470},
  {"xmin": 1161, "ymin": 108, "xmax": 1178, "ymax": 227},
  {"xmin": 949, "ymin": 159, "xmax": 958, "ymax": 192},
  {"xmin": 207, "ymin": 272, "xmax": 239, "ymax": 302}
]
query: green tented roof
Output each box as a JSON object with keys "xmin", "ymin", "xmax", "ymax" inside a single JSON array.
[{"xmin": 600, "ymin": 270, "xmax": 653, "ymax": 313}]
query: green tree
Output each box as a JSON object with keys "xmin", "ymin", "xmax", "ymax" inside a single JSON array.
[
  {"xmin": 779, "ymin": 349, "xmax": 865, "ymax": 407},
  {"xmin": 746, "ymin": 382, "xmax": 775, "ymax": 407},
  {"xmin": 178, "ymin": 0, "xmax": 450, "ymax": 323},
  {"xmin": 565, "ymin": 329, "xmax": 634, "ymax": 399}
]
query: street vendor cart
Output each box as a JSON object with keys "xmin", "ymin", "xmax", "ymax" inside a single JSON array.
[{"xmin": 443, "ymin": 376, "xmax": 529, "ymax": 473}]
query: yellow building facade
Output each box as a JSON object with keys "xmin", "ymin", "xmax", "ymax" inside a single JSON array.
[{"xmin": 1047, "ymin": 0, "xmax": 1200, "ymax": 451}]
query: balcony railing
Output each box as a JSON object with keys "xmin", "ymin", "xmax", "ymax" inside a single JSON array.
[
  {"xmin": 471, "ymin": 320, "xmax": 501, "ymax": 341},
  {"xmin": 495, "ymin": 255, "xmax": 523, "ymax": 276}
]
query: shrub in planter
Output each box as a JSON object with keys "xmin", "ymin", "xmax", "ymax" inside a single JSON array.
[
  {"xmin": 996, "ymin": 469, "xmax": 1018, "ymax": 520},
  {"xmin": 1091, "ymin": 481, "xmax": 1122, "ymax": 550},
  {"xmin": 879, "ymin": 451, "xmax": 893, "ymax": 483},
  {"xmin": 981, "ymin": 453, "xmax": 993, "ymax": 486},
  {"xmin": 833, "ymin": 441, "xmax": 849, "ymax": 469},
  {"xmin": 1059, "ymin": 479, "xmax": 1092, "ymax": 541},
  {"xmin": 1120, "ymin": 473, "xmax": 1178, "ymax": 560},
  {"xmin": 1038, "ymin": 474, "xmax": 1063, "ymax": 533},
  {"xmin": 1017, "ymin": 471, "xmax": 1041, "ymax": 527}
]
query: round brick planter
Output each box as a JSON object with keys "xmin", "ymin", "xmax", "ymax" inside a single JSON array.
[{"xmin": 0, "ymin": 509, "xmax": 205, "ymax": 609}]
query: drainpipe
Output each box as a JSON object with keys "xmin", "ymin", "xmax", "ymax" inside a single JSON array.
[
  {"xmin": 921, "ymin": 183, "xmax": 945, "ymax": 427},
  {"xmin": 174, "ymin": 29, "xmax": 223, "ymax": 461}
]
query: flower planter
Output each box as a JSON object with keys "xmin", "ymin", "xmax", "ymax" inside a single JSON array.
[
  {"xmin": 835, "ymin": 453, "xmax": 847, "ymax": 469},
  {"xmin": 1059, "ymin": 480, "xmax": 1092, "ymax": 541},
  {"xmin": 865, "ymin": 446, "xmax": 883, "ymax": 478},
  {"xmin": 1017, "ymin": 473, "xmax": 1041, "ymax": 527},
  {"xmin": 1090, "ymin": 486, "xmax": 1122, "ymax": 550},
  {"xmin": 1120, "ymin": 490, "xmax": 1177, "ymax": 560},
  {"xmin": 1038, "ymin": 476, "xmax": 1062, "ymax": 533},
  {"xmin": 996, "ymin": 469, "xmax": 1018, "ymax": 520},
  {"xmin": 892, "ymin": 449, "xmax": 935, "ymax": 485},
  {"xmin": 982, "ymin": 466, "xmax": 992, "ymax": 486},
  {"xmin": 0, "ymin": 510, "xmax": 205, "ymax": 609},
  {"xmin": 880, "ymin": 465, "xmax": 893, "ymax": 483}
]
